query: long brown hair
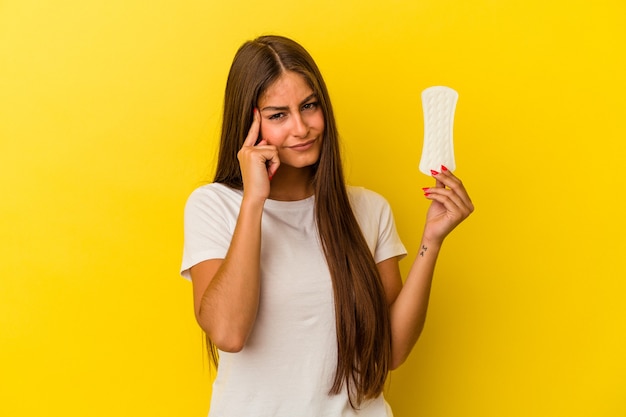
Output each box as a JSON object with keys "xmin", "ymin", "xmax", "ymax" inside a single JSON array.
[{"xmin": 213, "ymin": 35, "xmax": 391, "ymax": 407}]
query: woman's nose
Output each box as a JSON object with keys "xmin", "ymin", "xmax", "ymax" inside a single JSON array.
[{"xmin": 291, "ymin": 113, "xmax": 309, "ymax": 138}]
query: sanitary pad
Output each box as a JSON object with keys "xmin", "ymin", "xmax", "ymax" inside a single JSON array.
[{"xmin": 419, "ymin": 86, "xmax": 459, "ymax": 175}]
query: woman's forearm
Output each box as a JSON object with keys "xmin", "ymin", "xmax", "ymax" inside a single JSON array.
[
  {"xmin": 196, "ymin": 196, "xmax": 265, "ymax": 352},
  {"xmin": 389, "ymin": 238, "xmax": 442, "ymax": 369}
]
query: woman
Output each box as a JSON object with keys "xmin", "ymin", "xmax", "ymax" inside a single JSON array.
[{"xmin": 181, "ymin": 35, "xmax": 473, "ymax": 416}]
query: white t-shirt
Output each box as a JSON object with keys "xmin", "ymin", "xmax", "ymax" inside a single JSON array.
[{"xmin": 181, "ymin": 183, "xmax": 407, "ymax": 417}]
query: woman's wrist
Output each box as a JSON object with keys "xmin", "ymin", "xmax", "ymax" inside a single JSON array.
[
  {"xmin": 418, "ymin": 236, "xmax": 442, "ymax": 258},
  {"xmin": 241, "ymin": 193, "xmax": 267, "ymax": 209}
]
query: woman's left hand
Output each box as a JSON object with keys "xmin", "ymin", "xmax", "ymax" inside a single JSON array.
[{"xmin": 422, "ymin": 166, "xmax": 474, "ymax": 245}]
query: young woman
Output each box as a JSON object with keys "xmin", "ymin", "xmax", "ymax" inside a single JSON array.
[{"xmin": 181, "ymin": 35, "xmax": 473, "ymax": 417}]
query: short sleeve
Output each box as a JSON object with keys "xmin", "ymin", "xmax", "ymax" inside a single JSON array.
[
  {"xmin": 180, "ymin": 185, "xmax": 239, "ymax": 280},
  {"xmin": 348, "ymin": 187, "xmax": 407, "ymax": 264},
  {"xmin": 373, "ymin": 195, "xmax": 407, "ymax": 264}
]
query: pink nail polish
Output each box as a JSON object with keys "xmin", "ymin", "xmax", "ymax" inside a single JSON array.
[{"xmin": 430, "ymin": 170, "xmax": 439, "ymax": 176}]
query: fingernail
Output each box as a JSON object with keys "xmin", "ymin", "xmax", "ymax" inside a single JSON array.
[
  {"xmin": 422, "ymin": 187, "xmax": 430, "ymax": 192},
  {"xmin": 441, "ymin": 165, "xmax": 448, "ymax": 172},
  {"xmin": 430, "ymin": 170, "xmax": 439, "ymax": 176},
  {"xmin": 424, "ymin": 193, "xmax": 430, "ymax": 197}
]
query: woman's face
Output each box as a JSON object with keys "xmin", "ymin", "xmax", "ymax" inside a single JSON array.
[{"xmin": 257, "ymin": 71, "xmax": 325, "ymax": 170}]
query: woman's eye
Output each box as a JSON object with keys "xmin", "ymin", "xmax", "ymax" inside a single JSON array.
[
  {"xmin": 302, "ymin": 102, "xmax": 318, "ymax": 111},
  {"xmin": 268, "ymin": 113, "xmax": 285, "ymax": 120}
]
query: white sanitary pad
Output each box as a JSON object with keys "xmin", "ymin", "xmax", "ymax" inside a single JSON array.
[{"xmin": 419, "ymin": 86, "xmax": 459, "ymax": 175}]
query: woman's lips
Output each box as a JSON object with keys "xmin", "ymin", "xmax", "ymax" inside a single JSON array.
[{"xmin": 288, "ymin": 138, "xmax": 316, "ymax": 151}]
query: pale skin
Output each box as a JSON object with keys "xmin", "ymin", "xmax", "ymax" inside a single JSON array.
[{"xmin": 190, "ymin": 71, "xmax": 474, "ymax": 369}]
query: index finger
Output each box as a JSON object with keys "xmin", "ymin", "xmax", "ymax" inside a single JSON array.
[
  {"xmin": 437, "ymin": 169, "xmax": 473, "ymax": 208},
  {"xmin": 242, "ymin": 108, "xmax": 261, "ymax": 147}
]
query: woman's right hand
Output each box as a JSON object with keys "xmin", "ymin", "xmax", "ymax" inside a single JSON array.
[{"xmin": 237, "ymin": 109, "xmax": 280, "ymax": 200}]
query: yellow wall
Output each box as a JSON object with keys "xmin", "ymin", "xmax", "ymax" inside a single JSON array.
[{"xmin": 1, "ymin": 1, "xmax": 624, "ymax": 416}]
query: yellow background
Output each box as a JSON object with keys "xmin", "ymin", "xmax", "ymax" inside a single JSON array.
[{"xmin": 1, "ymin": 0, "xmax": 624, "ymax": 416}]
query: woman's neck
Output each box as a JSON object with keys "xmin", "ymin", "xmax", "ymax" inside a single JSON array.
[{"xmin": 268, "ymin": 166, "xmax": 315, "ymax": 201}]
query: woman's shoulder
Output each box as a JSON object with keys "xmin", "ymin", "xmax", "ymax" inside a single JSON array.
[
  {"xmin": 185, "ymin": 182, "xmax": 243, "ymax": 212},
  {"xmin": 189, "ymin": 182, "xmax": 241, "ymax": 198},
  {"xmin": 346, "ymin": 185, "xmax": 390, "ymax": 212},
  {"xmin": 347, "ymin": 185, "xmax": 387, "ymax": 202}
]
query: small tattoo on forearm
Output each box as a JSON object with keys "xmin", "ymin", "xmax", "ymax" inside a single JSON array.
[{"xmin": 420, "ymin": 245, "xmax": 428, "ymax": 257}]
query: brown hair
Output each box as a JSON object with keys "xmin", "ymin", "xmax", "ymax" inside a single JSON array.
[{"xmin": 213, "ymin": 35, "xmax": 391, "ymax": 407}]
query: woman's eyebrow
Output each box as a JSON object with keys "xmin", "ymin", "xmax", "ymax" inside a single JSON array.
[
  {"xmin": 260, "ymin": 93, "xmax": 318, "ymax": 112},
  {"xmin": 300, "ymin": 93, "xmax": 318, "ymax": 105}
]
